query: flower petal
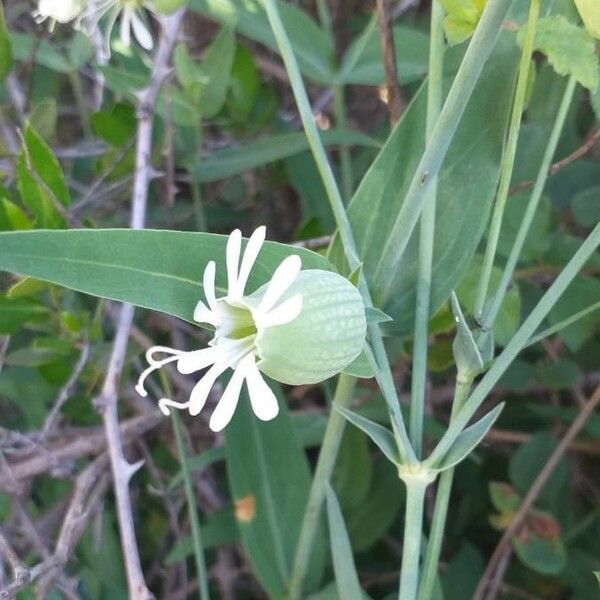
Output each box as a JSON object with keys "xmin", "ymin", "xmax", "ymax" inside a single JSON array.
[
  {"xmin": 256, "ymin": 294, "xmax": 302, "ymax": 328},
  {"xmin": 226, "ymin": 229, "xmax": 242, "ymax": 300},
  {"xmin": 177, "ymin": 346, "xmax": 221, "ymax": 374},
  {"xmin": 245, "ymin": 361, "xmax": 279, "ymax": 422},
  {"xmin": 257, "ymin": 255, "xmax": 302, "ymax": 314},
  {"xmin": 188, "ymin": 362, "xmax": 229, "ymax": 416},
  {"xmin": 209, "ymin": 361, "xmax": 248, "ymax": 431},
  {"xmin": 233, "ymin": 226, "xmax": 265, "ymax": 300},
  {"xmin": 131, "ymin": 11, "xmax": 153, "ymax": 50},
  {"xmin": 194, "ymin": 299, "xmax": 217, "ymax": 326},
  {"xmin": 158, "ymin": 398, "xmax": 190, "ymax": 416},
  {"xmin": 203, "ymin": 260, "xmax": 218, "ymax": 312},
  {"xmin": 119, "ymin": 6, "xmax": 132, "ymax": 47}
]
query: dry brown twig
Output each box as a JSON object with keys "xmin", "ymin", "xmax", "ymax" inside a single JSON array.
[
  {"xmin": 91, "ymin": 10, "xmax": 185, "ymax": 600},
  {"xmin": 376, "ymin": 0, "xmax": 404, "ymax": 125},
  {"xmin": 473, "ymin": 383, "xmax": 600, "ymax": 600}
]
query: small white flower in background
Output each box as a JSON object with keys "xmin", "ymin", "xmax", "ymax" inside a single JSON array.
[
  {"xmin": 85, "ymin": 0, "xmax": 155, "ymax": 51},
  {"xmin": 33, "ymin": 0, "xmax": 84, "ymax": 28},
  {"xmin": 136, "ymin": 227, "xmax": 367, "ymax": 432}
]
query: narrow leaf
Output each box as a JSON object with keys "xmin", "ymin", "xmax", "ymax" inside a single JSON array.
[
  {"xmin": 0, "ymin": 2, "xmax": 12, "ymax": 82},
  {"xmin": 325, "ymin": 484, "xmax": 364, "ymax": 600},
  {"xmin": 431, "ymin": 402, "xmax": 504, "ymax": 471},
  {"xmin": 0, "ymin": 229, "xmax": 333, "ymax": 323},
  {"xmin": 336, "ymin": 406, "xmax": 399, "ymax": 465}
]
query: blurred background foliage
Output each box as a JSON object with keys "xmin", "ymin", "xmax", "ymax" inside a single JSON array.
[{"xmin": 0, "ymin": 0, "xmax": 599, "ymax": 598}]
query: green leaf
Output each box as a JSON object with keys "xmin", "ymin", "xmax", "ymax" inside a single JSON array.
[
  {"xmin": 513, "ymin": 531, "xmax": 567, "ymax": 575},
  {"xmin": 440, "ymin": 0, "xmax": 487, "ymax": 45},
  {"xmin": 325, "ymin": 484, "xmax": 364, "ymax": 600},
  {"xmin": 574, "ymin": 0, "xmax": 600, "ymax": 39},
  {"xmin": 522, "ymin": 16, "xmax": 599, "ymax": 91},
  {"xmin": 0, "ymin": 198, "xmax": 32, "ymax": 231},
  {"xmin": 22, "ymin": 123, "xmax": 70, "ymax": 207},
  {"xmin": 509, "ymin": 433, "xmax": 568, "ymax": 508},
  {"xmin": 224, "ymin": 387, "xmax": 325, "ymax": 597},
  {"xmin": 341, "ymin": 349, "xmax": 375, "ymax": 379},
  {"xmin": 9, "ymin": 33, "xmax": 71, "ymax": 73},
  {"xmin": 189, "ymin": 0, "xmax": 334, "ymax": 83},
  {"xmin": 91, "ymin": 103, "xmax": 136, "ymax": 147},
  {"xmin": 198, "ymin": 27, "xmax": 236, "ymax": 118},
  {"xmin": 548, "ymin": 276, "xmax": 600, "ymax": 352},
  {"xmin": 338, "ymin": 23, "xmax": 429, "ymax": 85},
  {"xmin": 336, "ymin": 406, "xmax": 399, "ymax": 465},
  {"xmin": 0, "ymin": 297, "xmax": 47, "ymax": 334},
  {"xmin": 333, "ymin": 427, "xmax": 372, "ymax": 511},
  {"xmin": 189, "ymin": 130, "xmax": 379, "ymax": 182},
  {"xmin": 329, "ymin": 32, "xmax": 519, "ymax": 336},
  {"xmin": 0, "ymin": 2, "xmax": 13, "ymax": 82},
  {"xmin": 571, "ymin": 185, "xmax": 600, "ymax": 227},
  {"xmin": 489, "ymin": 481, "xmax": 521, "ymax": 513},
  {"xmin": 431, "ymin": 403, "xmax": 504, "ymax": 471},
  {"xmin": 345, "ymin": 459, "xmax": 404, "ymax": 552},
  {"xmin": 0, "ymin": 229, "xmax": 333, "ymax": 324}
]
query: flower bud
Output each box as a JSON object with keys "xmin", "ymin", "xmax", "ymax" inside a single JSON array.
[{"xmin": 36, "ymin": 0, "xmax": 83, "ymax": 23}]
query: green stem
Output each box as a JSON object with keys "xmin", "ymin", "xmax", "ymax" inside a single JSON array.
[
  {"xmin": 398, "ymin": 476, "xmax": 430, "ymax": 600},
  {"xmin": 333, "ymin": 84, "xmax": 354, "ymax": 201},
  {"xmin": 69, "ymin": 70, "xmax": 92, "ymax": 138},
  {"xmin": 161, "ymin": 373, "xmax": 210, "ymax": 600},
  {"xmin": 428, "ymin": 220, "xmax": 600, "ymax": 467},
  {"xmin": 409, "ymin": 0, "xmax": 445, "ymax": 459},
  {"xmin": 416, "ymin": 378, "xmax": 471, "ymax": 600},
  {"xmin": 482, "ymin": 76, "xmax": 577, "ymax": 329},
  {"xmin": 526, "ymin": 299, "xmax": 600, "ymax": 348},
  {"xmin": 473, "ymin": 0, "xmax": 541, "ymax": 322},
  {"xmin": 192, "ymin": 123, "xmax": 207, "ymax": 231},
  {"xmin": 287, "ymin": 374, "xmax": 357, "ymax": 600},
  {"xmin": 375, "ymin": 0, "xmax": 513, "ymax": 302},
  {"xmin": 262, "ymin": 0, "xmax": 414, "ymax": 461}
]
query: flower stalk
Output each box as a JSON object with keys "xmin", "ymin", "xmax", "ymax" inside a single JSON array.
[{"xmin": 473, "ymin": 0, "xmax": 541, "ymax": 323}]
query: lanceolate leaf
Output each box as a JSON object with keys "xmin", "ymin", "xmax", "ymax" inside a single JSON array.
[
  {"xmin": 188, "ymin": 130, "xmax": 380, "ymax": 183},
  {"xmin": 325, "ymin": 484, "xmax": 364, "ymax": 600},
  {"xmin": 0, "ymin": 3, "xmax": 12, "ymax": 83},
  {"xmin": 336, "ymin": 406, "xmax": 399, "ymax": 465},
  {"xmin": 189, "ymin": 0, "xmax": 334, "ymax": 83},
  {"xmin": 225, "ymin": 387, "xmax": 325, "ymax": 597},
  {"xmin": 0, "ymin": 229, "xmax": 333, "ymax": 323},
  {"xmin": 430, "ymin": 402, "xmax": 504, "ymax": 471},
  {"xmin": 329, "ymin": 32, "xmax": 520, "ymax": 335}
]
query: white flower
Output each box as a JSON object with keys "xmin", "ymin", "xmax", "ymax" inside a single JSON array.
[
  {"xmin": 85, "ymin": 0, "xmax": 155, "ymax": 52},
  {"xmin": 136, "ymin": 227, "xmax": 304, "ymax": 432},
  {"xmin": 33, "ymin": 0, "xmax": 84, "ymax": 27}
]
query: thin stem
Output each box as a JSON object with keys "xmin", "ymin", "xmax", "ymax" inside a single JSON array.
[
  {"xmin": 262, "ymin": 0, "xmax": 414, "ymax": 460},
  {"xmin": 333, "ymin": 84, "xmax": 354, "ymax": 201},
  {"xmin": 409, "ymin": 0, "xmax": 444, "ymax": 459},
  {"xmin": 416, "ymin": 378, "xmax": 471, "ymax": 600},
  {"xmin": 287, "ymin": 374, "xmax": 357, "ymax": 600},
  {"xmin": 526, "ymin": 299, "xmax": 600, "ymax": 348},
  {"xmin": 428, "ymin": 220, "xmax": 600, "ymax": 467},
  {"xmin": 171, "ymin": 411, "xmax": 210, "ymax": 600},
  {"xmin": 68, "ymin": 70, "xmax": 92, "ymax": 138},
  {"xmin": 482, "ymin": 76, "xmax": 577, "ymax": 328},
  {"xmin": 375, "ymin": 0, "xmax": 513, "ymax": 302},
  {"xmin": 398, "ymin": 477, "xmax": 429, "ymax": 600},
  {"xmin": 473, "ymin": 0, "xmax": 541, "ymax": 322}
]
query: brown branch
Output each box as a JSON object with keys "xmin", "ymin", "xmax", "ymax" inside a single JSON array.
[
  {"xmin": 376, "ymin": 0, "xmax": 404, "ymax": 126},
  {"xmin": 1, "ymin": 413, "xmax": 162, "ymax": 489},
  {"xmin": 510, "ymin": 127, "xmax": 600, "ymax": 196},
  {"xmin": 92, "ymin": 10, "xmax": 185, "ymax": 600},
  {"xmin": 473, "ymin": 384, "xmax": 600, "ymax": 600}
]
